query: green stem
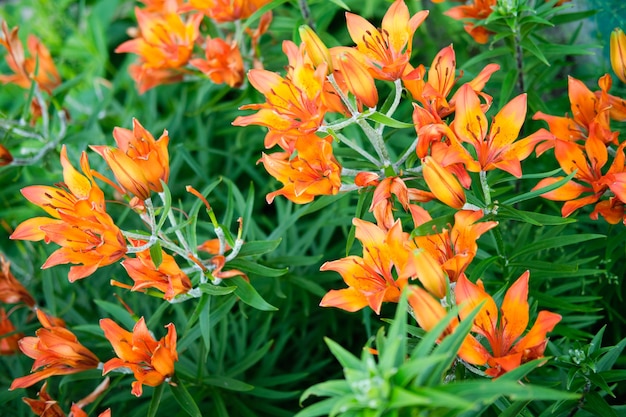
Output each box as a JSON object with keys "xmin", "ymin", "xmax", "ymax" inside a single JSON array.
[{"xmin": 479, "ymin": 170, "xmax": 492, "ymax": 208}]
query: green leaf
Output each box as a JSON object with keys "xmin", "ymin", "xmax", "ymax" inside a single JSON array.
[
  {"xmin": 300, "ymin": 380, "xmax": 351, "ymax": 405},
  {"xmin": 94, "ymin": 299, "xmax": 136, "ymax": 330},
  {"xmin": 501, "ymin": 170, "xmax": 576, "ymax": 205},
  {"xmin": 496, "ymin": 205, "xmax": 576, "ymax": 225},
  {"xmin": 170, "ymin": 378, "xmax": 202, "ymax": 417},
  {"xmin": 582, "ymin": 391, "xmax": 619, "ymax": 417},
  {"xmin": 147, "ymin": 383, "xmax": 164, "ymax": 417},
  {"xmin": 204, "ymin": 376, "xmax": 255, "ymax": 391},
  {"xmin": 155, "ymin": 180, "xmax": 172, "ymax": 233},
  {"xmin": 386, "ymin": 387, "xmax": 432, "ymax": 409},
  {"xmin": 324, "ymin": 337, "xmax": 363, "ymax": 370},
  {"xmin": 229, "ymin": 276, "xmax": 278, "ymax": 311},
  {"xmin": 295, "ymin": 397, "xmax": 341, "ymax": 417},
  {"xmin": 328, "ymin": 0, "xmax": 351, "ymax": 11},
  {"xmin": 346, "ymin": 189, "xmax": 369, "ymax": 256},
  {"xmin": 521, "ymin": 37, "xmax": 550, "ymax": 66},
  {"xmin": 198, "ymin": 283, "xmax": 237, "ymax": 296},
  {"xmin": 149, "ymin": 240, "xmax": 163, "ymax": 268},
  {"xmin": 367, "ymin": 111, "xmax": 415, "ymax": 129},
  {"xmin": 510, "ymin": 234, "xmax": 604, "ymax": 260},
  {"xmin": 411, "ymin": 214, "xmax": 455, "ymax": 238},
  {"xmin": 199, "ymin": 294, "xmax": 211, "ymax": 352},
  {"xmin": 597, "ymin": 337, "xmax": 626, "ymax": 373},
  {"xmin": 236, "ymin": 239, "xmax": 282, "ymax": 257},
  {"xmin": 227, "ymin": 258, "xmax": 288, "ymax": 277}
]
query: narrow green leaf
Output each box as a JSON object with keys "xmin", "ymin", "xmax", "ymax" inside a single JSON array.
[
  {"xmin": 170, "ymin": 378, "xmax": 202, "ymax": 417},
  {"xmin": 597, "ymin": 337, "xmax": 626, "ymax": 373},
  {"xmin": 510, "ymin": 234, "xmax": 604, "ymax": 260},
  {"xmin": 346, "ymin": 189, "xmax": 368, "ymax": 256},
  {"xmin": 94, "ymin": 300, "xmax": 136, "ymax": 330},
  {"xmin": 198, "ymin": 283, "xmax": 237, "ymax": 296},
  {"xmin": 411, "ymin": 214, "xmax": 455, "ymax": 238},
  {"xmin": 199, "ymin": 294, "xmax": 211, "ymax": 352},
  {"xmin": 368, "ymin": 111, "xmax": 415, "ymax": 129},
  {"xmin": 236, "ymin": 239, "xmax": 282, "ymax": 258},
  {"xmin": 521, "ymin": 37, "xmax": 550, "ymax": 66},
  {"xmin": 229, "ymin": 276, "xmax": 278, "ymax": 311},
  {"xmin": 227, "ymin": 258, "xmax": 288, "ymax": 277},
  {"xmin": 582, "ymin": 391, "xmax": 619, "ymax": 417},
  {"xmin": 501, "ymin": 170, "xmax": 576, "ymax": 205},
  {"xmin": 147, "ymin": 382, "xmax": 164, "ymax": 417},
  {"xmin": 204, "ymin": 376, "xmax": 254, "ymax": 391},
  {"xmin": 149, "ymin": 241, "xmax": 163, "ymax": 269},
  {"xmin": 155, "ymin": 180, "xmax": 172, "ymax": 232},
  {"xmin": 324, "ymin": 337, "xmax": 363, "ymax": 370},
  {"xmin": 300, "ymin": 380, "xmax": 351, "ymax": 405}
]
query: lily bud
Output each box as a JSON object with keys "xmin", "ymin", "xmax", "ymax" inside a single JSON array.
[
  {"xmin": 299, "ymin": 25, "xmax": 334, "ymax": 72},
  {"xmin": 610, "ymin": 28, "xmax": 626, "ymax": 83},
  {"xmin": 334, "ymin": 50, "xmax": 378, "ymax": 108},
  {"xmin": 422, "ymin": 156, "xmax": 466, "ymax": 209},
  {"xmin": 91, "ymin": 146, "xmax": 152, "ymax": 201},
  {"xmin": 412, "ymin": 249, "xmax": 447, "ymax": 299}
]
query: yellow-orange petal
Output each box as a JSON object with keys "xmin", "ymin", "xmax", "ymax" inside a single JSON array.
[
  {"xmin": 319, "ymin": 288, "xmax": 369, "ymax": 312},
  {"xmin": 422, "ymin": 156, "xmax": 466, "ymax": 209},
  {"xmin": 611, "ymin": 28, "xmax": 626, "ymax": 83}
]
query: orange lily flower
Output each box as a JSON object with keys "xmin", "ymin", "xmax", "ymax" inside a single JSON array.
[
  {"xmin": 233, "ymin": 41, "xmax": 337, "ymax": 151},
  {"xmin": 533, "ymin": 75, "xmax": 621, "ymax": 153},
  {"xmin": 10, "ymin": 310, "xmax": 100, "ymax": 390},
  {"xmin": 405, "ymin": 45, "xmax": 500, "ymax": 119},
  {"xmin": 320, "ymin": 218, "xmax": 412, "ymax": 314},
  {"xmin": 0, "ymin": 22, "xmax": 61, "ymax": 93},
  {"xmin": 120, "ymin": 240, "xmax": 192, "ymax": 301},
  {"xmin": 455, "ymin": 272, "xmax": 562, "ymax": 377},
  {"xmin": 190, "ymin": 37, "xmax": 245, "ymax": 88},
  {"xmin": 260, "ymin": 135, "xmax": 342, "ymax": 204},
  {"xmin": 611, "ymin": 28, "xmax": 626, "ymax": 84},
  {"xmin": 22, "ymin": 381, "xmax": 65, "ymax": 417},
  {"xmin": 116, "ymin": 7, "xmax": 202, "ymax": 70},
  {"xmin": 0, "ymin": 308, "xmax": 22, "ymax": 355},
  {"xmin": 412, "ymin": 210, "xmax": 497, "ymax": 282},
  {"xmin": 10, "ymin": 146, "xmax": 126, "ymax": 282},
  {"xmin": 92, "ymin": 118, "xmax": 169, "ymax": 199},
  {"xmin": 345, "ymin": 0, "xmax": 428, "ymax": 80},
  {"xmin": 533, "ymin": 135, "xmax": 626, "ymax": 221},
  {"xmin": 100, "ymin": 317, "xmax": 178, "ymax": 397},
  {"xmin": 452, "ymin": 84, "xmax": 543, "ymax": 178},
  {"xmin": 444, "ymin": 0, "xmax": 496, "ymax": 44},
  {"xmin": 198, "ymin": 238, "xmax": 231, "ymax": 255},
  {"xmin": 184, "ymin": 0, "xmax": 272, "ymax": 22},
  {"xmin": 23, "ymin": 380, "xmax": 112, "ymax": 417},
  {"xmin": 0, "ymin": 255, "xmax": 35, "ymax": 307}
]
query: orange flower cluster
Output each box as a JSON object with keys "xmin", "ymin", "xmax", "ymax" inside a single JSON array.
[
  {"xmin": 92, "ymin": 118, "xmax": 170, "ymax": 201},
  {"xmin": 116, "ymin": 239, "xmax": 192, "ymax": 301},
  {"xmin": 10, "ymin": 310, "xmax": 100, "ymax": 390},
  {"xmin": 0, "ymin": 22, "xmax": 60, "ymax": 93},
  {"xmin": 533, "ymin": 75, "xmax": 626, "ymax": 223},
  {"xmin": 100, "ymin": 317, "xmax": 178, "ymax": 397},
  {"xmin": 409, "ymin": 272, "xmax": 561, "ymax": 377},
  {"xmin": 23, "ymin": 380, "xmax": 111, "ymax": 417},
  {"xmin": 0, "ymin": 21, "xmax": 61, "ymax": 128},
  {"xmin": 116, "ymin": 0, "xmax": 272, "ymax": 93},
  {"xmin": 10, "ymin": 146, "xmax": 127, "ymax": 282},
  {"xmin": 319, "ymin": 206, "xmax": 561, "ymax": 377}
]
